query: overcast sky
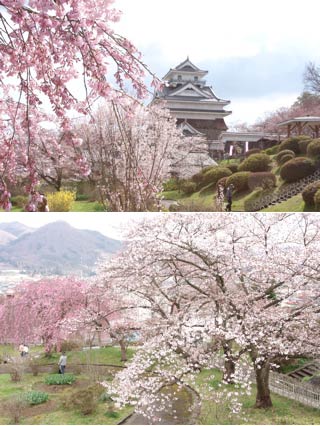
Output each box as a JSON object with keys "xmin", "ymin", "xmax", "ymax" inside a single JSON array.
[
  {"xmin": 115, "ymin": 0, "xmax": 320, "ymax": 125},
  {"xmin": 0, "ymin": 213, "xmax": 156, "ymax": 240}
]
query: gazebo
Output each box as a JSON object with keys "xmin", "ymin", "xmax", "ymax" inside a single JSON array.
[{"xmin": 278, "ymin": 116, "xmax": 320, "ymax": 138}]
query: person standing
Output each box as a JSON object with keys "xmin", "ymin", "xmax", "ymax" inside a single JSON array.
[
  {"xmin": 19, "ymin": 343, "xmax": 25, "ymax": 357},
  {"xmin": 58, "ymin": 352, "xmax": 67, "ymax": 374},
  {"xmin": 23, "ymin": 344, "xmax": 29, "ymax": 357}
]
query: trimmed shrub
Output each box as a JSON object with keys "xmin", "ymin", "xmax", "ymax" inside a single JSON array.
[
  {"xmin": 279, "ymin": 136, "xmax": 311, "ymax": 154},
  {"xmin": 278, "ymin": 154, "xmax": 295, "ymax": 166},
  {"xmin": 265, "ymin": 145, "xmax": 280, "ymax": 155},
  {"xmin": 239, "ymin": 154, "xmax": 271, "ymax": 173},
  {"xmin": 65, "ymin": 384, "xmax": 105, "ymax": 415},
  {"xmin": 191, "ymin": 172, "xmax": 205, "ymax": 189},
  {"xmin": 280, "ymin": 158, "xmax": 316, "ymax": 183},
  {"xmin": 226, "ymin": 172, "xmax": 251, "ymax": 193},
  {"xmin": 202, "ymin": 167, "xmax": 232, "ymax": 187},
  {"xmin": 307, "ymin": 139, "xmax": 320, "ymax": 158},
  {"xmin": 202, "ymin": 165, "xmax": 216, "ymax": 174},
  {"xmin": 248, "ymin": 172, "xmax": 277, "ymax": 191},
  {"xmin": 45, "ymin": 373, "xmax": 76, "ymax": 385},
  {"xmin": 25, "ymin": 391, "xmax": 48, "ymax": 406},
  {"xmin": 180, "ymin": 180, "xmax": 197, "ymax": 195},
  {"xmin": 47, "ymin": 190, "xmax": 76, "ymax": 212},
  {"xmin": 245, "ymin": 148, "xmax": 261, "ymax": 157},
  {"xmin": 275, "ymin": 149, "xmax": 295, "ymax": 164},
  {"xmin": 299, "ymin": 138, "xmax": 313, "ymax": 154},
  {"xmin": 302, "ymin": 181, "xmax": 320, "ymax": 207},
  {"xmin": 315, "ymin": 189, "xmax": 320, "ymax": 211},
  {"xmin": 162, "ymin": 178, "xmax": 179, "ymax": 192},
  {"xmin": 11, "ymin": 195, "xmax": 28, "ymax": 209},
  {"xmin": 225, "ymin": 163, "xmax": 239, "ymax": 174}
]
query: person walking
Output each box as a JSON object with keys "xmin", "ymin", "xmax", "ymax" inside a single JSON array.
[
  {"xmin": 225, "ymin": 185, "xmax": 234, "ymax": 212},
  {"xmin": 58, "ymin": 352, "xmax": 67, "ymax": 374}
]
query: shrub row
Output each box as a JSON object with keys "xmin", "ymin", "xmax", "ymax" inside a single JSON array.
[{"xmin": 279, "ymin": 136, "xmax": 312, "ymax": 154}]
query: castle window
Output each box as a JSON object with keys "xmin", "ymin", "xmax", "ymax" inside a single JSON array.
[{"xmin": 178, "ymin": 75, "xmax": 182, "ymax": 81}]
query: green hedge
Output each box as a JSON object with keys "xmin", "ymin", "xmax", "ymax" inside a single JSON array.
[
  {"xmin": 278, "ymin": 154, "xmax": 295, "ymax": 166},
  {"xmin": 202, "ymin": 167, "xmax": 232, "ymax": 187},
  {"xmin": 245, "ymin": 148, "xmax": 261, "ymax": 157},
  {"xmin": 191, "ymin": 172, "xmax": 205, "ymax": 189},
  {"xmin": 180, "ymin": 180, "xmax": 197, "ymax": 195},
  {"xmin": 302, "ymin": 181, "xmax": 320, "ymax": 207},
  {"xmin": 275, "ymin": 150, "xmax": 295, "ymax": 165},
  {"xmin": 265, "ymin": 145, "xmax": 280, "ymax": 155},
  {"xmin": 225, "ymin": 163, "xmax": 239, "ymax": 174},
  {"xmin": 280, "ymin": 158, "xmax": 316, "ymax": 183},
  {"xmin": 299, "ymin": 138, "xmax": 313, "ymax": 154},
  {"xmin": 10, "ymin": 195, "xmax": 28, "ymax": 208},
  {"xmin": 226, "ymin": 172, "xmax": 251, "ymax": 192},
  {"xmin": 239, "ymin": 153, "xmax": 271, "ymax": 173},
  {"xmin": 279, "ymin": 136, "xmax": 312, "ymax": 154},
  {"xmin": 307, "ymin": 139, "xmax": 320, "ymax": 158}
]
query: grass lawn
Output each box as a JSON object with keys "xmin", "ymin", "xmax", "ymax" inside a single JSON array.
[
  {"xmin": 70, "ymin": 201, "xmax": 106, "ymax": 212},
  {"xmin": 38, "ymin": 346, "xmax": 135, "ymax": 366},
  {"xmin": 3, "ymin": 201, "xmax": 105, "ymax": 213},
  {"xmin": 0, "ymin": 346, "xmax": 135, "ymax": 424},
  {"xmin": 0, "ymin": 370, "xmax": 132, "ymax": 425},
  {"xmin": 196, "ymin": 369, "xmax": 320, "ymax": 425}
]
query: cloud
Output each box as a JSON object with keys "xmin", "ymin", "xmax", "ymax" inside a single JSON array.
[{"xmin": 113, "ymin": 0, "xmax": 320, "ymax": 123}]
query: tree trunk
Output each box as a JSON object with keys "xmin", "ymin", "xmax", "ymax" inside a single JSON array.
[
  {"xmin": 223, "ymin": 358, "xmax": 236, "ymax": 384},
  {"xmin": 119, "ymin": 340, "xmax": 127, "ymax": 362},
  {"xmin": 254, "ymin": 361, "xmax": 272, "ymax": 408},
  {"xmin": 223, "ymin": 343, "xmax": 235, "ymax": 384}
]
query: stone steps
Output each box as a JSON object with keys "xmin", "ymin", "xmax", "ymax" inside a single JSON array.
[
  {"xmin": 288, "ymin": 362, "xmax": 320, "ymax": 382},
  {"xmin": 251, "ymin": 169, "xmax": 320, "ymax": 211}
]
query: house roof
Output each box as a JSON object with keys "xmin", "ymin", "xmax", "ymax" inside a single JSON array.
[
  {"xmin": 162, "ymin": 58, "xmax": 208, "ymax": 80},
  {"xmin": 278, "ymin": 116, "xmax": 320, "ymax": 127}
]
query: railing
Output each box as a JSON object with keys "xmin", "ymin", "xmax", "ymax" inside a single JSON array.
[{"xmin": 269, "ymin": 371, "xmax": 320, "ymax": 409}]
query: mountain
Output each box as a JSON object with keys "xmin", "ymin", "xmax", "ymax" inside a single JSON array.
[
  {"xmin": 0, "ymin": 230, "xmax": 16, "ymax": 245},
  {"xmin": 0, "ymin": 221, "xmax": 122, "ymax": 275},
  {"xmin": 0, "ymin": 222, "xmax": 34, "ymax": 237}
]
